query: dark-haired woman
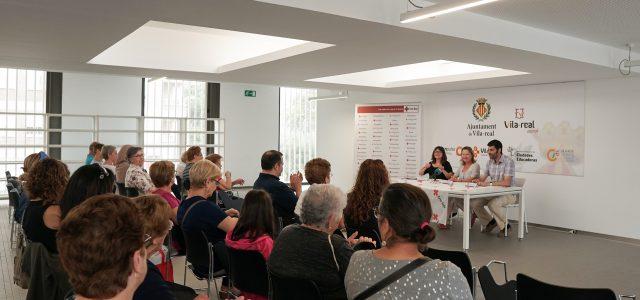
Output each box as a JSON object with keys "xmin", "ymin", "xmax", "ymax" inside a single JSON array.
[
  {"xmin": 60, "ymin": 164, "xmax": 116, "ymax": 219},
  {"xmin": 345, "ymin": 183, "xmax": 472, "ymax": 299},
  {"xmin": 22, "ymin": 158, "xmax": 70, "ymax": 253},
  {"xmin": 344, "ymin": 159, "xmax": 389, "ymax": 248},
  {"xmin": 419, "ymin": 146, "xmax": 453, "ymax": 180},
  {"xmin": 225, "ymin": 189, "xmax": 276, "ymax": 300}
]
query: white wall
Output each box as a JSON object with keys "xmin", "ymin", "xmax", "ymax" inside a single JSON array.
[
  {"xmin": 220, "ymin": 83, "xmax": 280, "ymax": 186},
  {"xmin": 316, "ymin": 77, "xmax": 640, "ymax": 240},
  {"xmin": 316, "ymin": 91, "xmax": 418, "ymax": 192},
  {"xmin": 61, "ymin": 72, "xmax": 141, "ymax": 171}
]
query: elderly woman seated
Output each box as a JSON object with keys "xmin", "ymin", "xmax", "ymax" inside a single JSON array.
[{"xmin": 268, "ymin": 184, "xmax": 373, "ymax": 300}]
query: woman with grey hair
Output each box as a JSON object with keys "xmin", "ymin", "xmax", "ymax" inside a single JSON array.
[{"xmin": 268, "ymin": 184, "xmax": 373, "ymax": 300}]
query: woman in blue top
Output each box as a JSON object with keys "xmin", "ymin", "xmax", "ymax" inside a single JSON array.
[{"xmin": 177, "ymin": 160, "xmax": 238, "ymax": 281}]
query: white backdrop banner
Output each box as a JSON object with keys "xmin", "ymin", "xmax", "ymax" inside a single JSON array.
[
  {"xmin": 354, "ymin": 103, "xmax": 421, "ymax": 179},
  {"xmin": 428, "ymin": 82, "xmax": 585, "ymax": 176}
]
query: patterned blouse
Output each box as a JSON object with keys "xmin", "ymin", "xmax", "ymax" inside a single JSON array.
[
  {"xmin": 345, "ymin": 250, "xmax": 472, "ymax": 300},
  {"xmin": 125, "ymin": 164, "xmax": 154, "ymax": 194}
]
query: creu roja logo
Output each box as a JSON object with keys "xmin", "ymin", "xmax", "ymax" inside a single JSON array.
[{"xmin": 448, "ymin": 146, "xmax": 484, "ymax": 158}]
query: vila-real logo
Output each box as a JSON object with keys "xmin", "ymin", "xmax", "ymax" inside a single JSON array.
[
  {"xmin": 472, "ymin": 97, "xmax": 491, "ymax": 121},
  {"xmin": 515, "ymin": 108, "xmax": 524, "ymax": 119}
]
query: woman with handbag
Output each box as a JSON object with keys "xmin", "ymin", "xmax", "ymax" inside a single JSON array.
[{"xmin": 345, "ymin": 183, "xmax": 472, "ymax": 300}]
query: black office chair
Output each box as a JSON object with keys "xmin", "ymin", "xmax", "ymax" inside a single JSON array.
[
  {"xmin": 116, "ymin": 183, "xmax": 127, "ymax": 196},
  {"xmin": 171, "ymin": 183, "xmax": 181, "ymax": 201},
  {"xmin": 182, "ymin": 230, "xmax": 228, "ymax": 298},
  {"xmin": 268, "ymin": 270, "xmax": 323, "ymax": 300},
  {"xmin": 125, "ymin": 187, "xmax": 139, "ymax": 197},
  {"xmin": 478, "ymin": 265, "xmax": 516, "ymax": 300},
  {"xmin": 516, "ymin": 273, "xmax": 620, "ymax": 300},
  {"xmin": 422, "ymin": 247, "xmax": 475, "ymax": 297},
  {"xmin": 226, "ymin": 246, "xmax": 269, "ymax": 297},
  {"xmin": 7, "ymin": 187, "xmax": 21, "ymax": 246},
  {"xmin": 353, "ymin": 241, "xmax": 377, "ymax": 251}
]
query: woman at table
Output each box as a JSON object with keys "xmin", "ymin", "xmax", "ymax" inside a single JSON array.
[
  {"xmin": 418, "ymin": 146, "xmax": 453, "ymax": 180},
  {"xmin": 441, "ymin": 146, "xmax": 481, "ymax": 229}
]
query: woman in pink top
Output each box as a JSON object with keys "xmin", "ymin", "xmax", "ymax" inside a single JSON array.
[
  {"xmin": 149, "ymin": 161, "xmax": 180, "ymax": 220},
  {"xmin": 225, "ymin": 189, "xmax": 276, "ymax": 300}
]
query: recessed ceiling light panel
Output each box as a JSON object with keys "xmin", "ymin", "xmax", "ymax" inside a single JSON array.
[
  {"xmin": 307, "ymin": 60, "xmax": 528, "ymax": 88},
  {"xmin": 88, "ymin": 21, "xmax": 334, "ymax": 73}
]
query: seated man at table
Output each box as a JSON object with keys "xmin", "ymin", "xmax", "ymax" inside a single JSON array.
[
  {"xmin": 471, "ymin": 139, "xmax": 516, "ymax": 237},
  {"xmin": 253, "ymin": 150, "xmax": 303, "ymax": 227}
]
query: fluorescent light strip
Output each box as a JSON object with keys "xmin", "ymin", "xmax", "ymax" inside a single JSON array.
[{"xmin": 400, "ymin": 0, "xmax": 500, "ymax": 23}]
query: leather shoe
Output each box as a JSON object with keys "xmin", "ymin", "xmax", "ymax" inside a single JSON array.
[{"xmin": 481, "ymin": 221, "xmax": 497, "ymax": 233}]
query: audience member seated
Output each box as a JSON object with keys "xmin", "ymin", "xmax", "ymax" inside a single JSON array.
[
  {"xmin": 176, "ymin": 151, "xmax": 188, "ymax": 183},
  {"xmin": 19, "ymin": 152, "xmax": 41, "ymax": 182},
  {"xmin": 101, "ymin": 145, "xmax": 118, "ymax": 174},
  {"xmin": 294, "ymin": 157, "xmax": 332, "ymax": 216},
  {"xmin": 177, "ymin": 160, "xmax": 239, "ymax": 278},
  {"xmin": 90, "ymin": 142, "xmax": 104, "ymax": 164},
  {"xmin": 268, "ymin": 184, "xmax": 373, "ymax": 300},
  {"xmin": 84, "ymin": 141, "xmax": 100, "ymax": 165},
  {"xmin": 133, "ymin": 195, "xmax": 208, "ymax": 300},
  {"xmin": 205, "ymin": 154, "xmax": 244, "ymax": 190},
  {"xmin": 345, "ymin": 183, "xmax": 472, "ymax": 299},
  {"xmin": 150, "ymin": 161, "xmax": 180, "ymax": 220},
  {"xmin": 444, "ymin": 146, "xmax": 481, "ymax": 229},
  {"xmin": 60, "ymin": 164, "xmax": 115, "ymax": 219},
  {"xmin": 471, "ymin": 139, "xmax": 516, "ymax": 237},
  {"xmin": 57, "ymin": 194, "xmax": 148, "ymax": 300},
  {"xmin": 23, "ymin": 158, "xmax": 69, "ymax": 253},
  {"xmin": 344, "ymin": 159, "xmax": 389, "ymax": 248},
  {"xmin": 253, "ymin": 150, "xmax": 302, "ymax": 227},
  {"xmin": 181, "ymin": 146, "xmax": 204, "ymax": 197},
  {"xmin": 225, "ymin": 189, "xmax": 276, "ymax": 300},
  {"xmin": 116, "ymin": 144, "xmax": 132, "ymax": 194},
  {"xmin": 304, "ymin": 158, "xmax": 332, "ymax": 185},
  {"xmin": 125, "ymin": 146, "xmax": 155, "ymax": 195},
  {"xmin": 419, "ymin": 146, "xmax": 453, "ymax": 180},
  {"xmin": 13, "ymin": 152, "xmax": 41, "ymax": 222}
]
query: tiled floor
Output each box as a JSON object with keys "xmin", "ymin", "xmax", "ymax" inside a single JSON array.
[
  {"xmin": 0, "ymin": 204, "xmax": 27, "ymax": 300},
  {"xmin": 1, "ymin": 204, "xmax": 638, "ymax": 300}
]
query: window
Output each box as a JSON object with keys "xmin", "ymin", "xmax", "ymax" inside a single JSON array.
[
  {"xmin": 143, "ymin": 78, "xmax": 209, "ymax": 168},
  {"xmin": 279, "ymin": 87, "xmax": 317, "ymax": 181},
  {"xmin": 0, "ymin": 68, "xmax": 47, "ymax": 197}
]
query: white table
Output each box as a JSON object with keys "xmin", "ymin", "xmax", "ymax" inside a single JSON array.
[{"xmin": 398, "ymin": 179, "xmax": 525, "ymax": 251}]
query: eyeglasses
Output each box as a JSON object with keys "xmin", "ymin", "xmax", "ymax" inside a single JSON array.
[{"xmin": 143, "ymin": 234, "xmax": 153, "ymax": 248}]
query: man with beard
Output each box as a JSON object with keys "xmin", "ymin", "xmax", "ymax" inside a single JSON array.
[{"xmin": 471, "ymin": 140, "xmax": 516, "ymax": 237}]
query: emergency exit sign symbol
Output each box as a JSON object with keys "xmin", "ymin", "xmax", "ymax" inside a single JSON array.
[{"xmin": 244, "ymin": 90, "xmax": 256, "ymax": 97}]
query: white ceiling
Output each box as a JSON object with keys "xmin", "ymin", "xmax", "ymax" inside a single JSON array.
[
  {"xmin": 89, "ymin": 21, "xmax": 333, "ymax": 73},
  {"xmin": 0, "ymin": 0, "xmax": 633, "ymax": 94},
  {"xmin": 428, "ymin": 0, "xmax": 640, "ymax": 49}
]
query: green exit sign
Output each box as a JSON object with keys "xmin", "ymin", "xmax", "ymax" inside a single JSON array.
[{"xmin": 244, "ymin": 90, "xmax": 257, "ymax": 97}]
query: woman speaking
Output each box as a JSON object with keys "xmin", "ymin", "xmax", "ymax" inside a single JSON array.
[{"xmin": 418, "ymin": 146, "xmax": 453, "ymax": 180}]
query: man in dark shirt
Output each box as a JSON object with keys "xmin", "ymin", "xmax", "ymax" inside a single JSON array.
[{"xmin": 253, "ymin": 150, "xmax": 302, "ymax": 227}]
